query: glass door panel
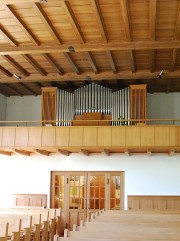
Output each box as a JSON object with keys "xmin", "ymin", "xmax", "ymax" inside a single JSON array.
[
  {"xmin": 89, "ymin": 174, "xmax": 105, "ymax": 210},
  {"xmin": 69, "ymin": 175, "xmax": 85, "ymax": 209},
  {"xmin": 110, "ymin": 175, "xmax": 120, "ymax": 210},
  {"xmin": 54, "ymin": 175, "xmax": 65, "ymax": 208}
]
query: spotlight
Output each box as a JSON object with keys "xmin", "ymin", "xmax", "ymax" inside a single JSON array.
[
  {"xmin": 68, "ymin": 46, "xmax": 75, "ymax": 52},
  {"xmin": 39, "ymin": 0, "xmax": 47, "ymax": 3},
  {"xmin": 13, "ymin": 74, "xmax": 22, "ymax": 80},
  {"xmin": 86, "ymin": 76, "xmax": 91, "ymax": 82},
  {"xmin": 157, "ymin": 70, "xmax": 164, "ymax": 78}
]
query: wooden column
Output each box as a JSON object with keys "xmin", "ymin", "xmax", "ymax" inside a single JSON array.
[
  {"xmin": 130, "ymin": 84, "xmax": 147, "ymax": 124},
  {"xmin": 41, "ymin": 87, "xmax": 57, "ymax": 126}
]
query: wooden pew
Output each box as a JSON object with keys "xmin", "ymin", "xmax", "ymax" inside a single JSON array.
[
  {"xmin": 0, "ymin": 208, "xmax": 61, "ymax": 241},
  {"xmin": 59, "ymin": 210, "xmax": 180, "ymax": 241}
]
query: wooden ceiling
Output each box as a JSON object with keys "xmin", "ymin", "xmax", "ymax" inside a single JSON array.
[{"xmin": 0, "ymin": 0, "xmax": 180, "ymax": 96}]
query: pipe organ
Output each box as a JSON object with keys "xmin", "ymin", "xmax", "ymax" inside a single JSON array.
[{"xmin": 42, "ymin": 83, "xmax": 135, "ymax": 126}]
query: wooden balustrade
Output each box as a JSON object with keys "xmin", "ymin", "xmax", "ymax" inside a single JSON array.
[{"xmin": 0, "ymin": 125, "xmax": 180, "ymax": 154}]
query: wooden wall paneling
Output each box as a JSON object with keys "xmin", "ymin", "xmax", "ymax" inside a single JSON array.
[
  {"xmin": 111, "ymin": 127, "xmax": 125, "ymax": 146},
  {"xmin": 140, "ymin": 199, "xmax": 153, "ymax": 209},
  {"xmin": 153, "ymin": 199, "xmax": 167, "ymax": 210},
  {"xmin": 83, "ymin": 127, "xmax": 97, "ymax": 146},
  {"xmin": 2, "ymin": 127, "xmax": 15, "ymax": 147},
  {"xmin": 128, "ymin": 196, "xmax": 180, "ymax": 210},
  {"xmin": 42, "ymin": 127, "xmax": 56, "ymax": 147},
  {"xmin": 125, "ymin": 126, "xmax": 140, "ymax": 146},
  {"xmin": 0, "ymin": 128, "xmax": 2, "ymax": 147},
  {"xmin": 169, "ymin": 126, "xmax": 178, "ymax": 146},
  {"xmin": 97, "ymin": 127, "xmax": 111, "ymax": 146},
  {"xmin": 154, "ymin": 126, "xmax": 170, "ymax": 146},
  {"xmin": 167, "ymin": 199, "xmax": 180, "ymax": 210},
  {"xmin": 13, "ymin": 194, "xmax": 47, "ymax": 207},
  {"xmin": 69, "ymin": 127, "xmax": 83, "ymax": 146},
  {"xmin": 28, "ymin": 127, "xmax": 42, "ymax": 147},
  {"xmin": 15, "ymin": 127, "xmax": 28, "ymax": 147},
  {"xmin": 140, "ymin": 126, "xmax": 155, "ymax": 146},
  {"xmin": 56, "ymin": 127, "xmax": 70, "ymax": 147}
]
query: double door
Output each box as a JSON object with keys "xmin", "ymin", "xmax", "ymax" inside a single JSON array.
[{"xmin": 50, "ymin": 171, "xmax": 124, "ymax": 231}]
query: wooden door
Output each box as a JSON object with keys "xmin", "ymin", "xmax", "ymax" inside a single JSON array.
[{"xmin": 50, "ymin": 171, "xmax": 124, "ymax": 231}]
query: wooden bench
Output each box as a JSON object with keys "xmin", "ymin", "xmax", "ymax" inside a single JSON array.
[
  {"xmin": 59, "ymin": 210, "xmax": 180, "ymax": 241},
  {"xmin": 0, "ymin": 208, "xmax": 61, "ymax": 241}
]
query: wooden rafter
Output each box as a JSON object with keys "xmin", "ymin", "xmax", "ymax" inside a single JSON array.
[
  {"xmin": 22, "ymin": 54, "xmax": 47, "ymax": 76},
  {"xmin": 120, "ymin": 0, "xmax": 135, "ymax": 73},
  {"xmin": 0, "ymin": 65, "xmax": 13, "ymax": 77},
  {"xmin": 2, "ymin": 55, "xmax": 29, "ymax": 76},
  {"xmin": 81, "ymin": 149, "xmax": 90, "ymax": 156},
  {"xmin": 0, "ymin": 25, "xmax": 17, "ymax": 46},
  {"xmin": 5, "ymin": 5, "xmax": 39, "ymax": 46},
  {"xmin": 4, "ymin": 83, "xmax": 24, "ymax": 96},
  {"xmin": 169, "ymin": 2, "xmax": 180, "ymax": 72},
  {"xmin": 1, "ymin": 70, "xmax": 180, "ymax": 84},
  {"xmin": 149, "ymin": 0, "xmax": 157, "ymax": 72},
  {"xmin": 91, "ymin": 0, "xmax": 108, "ymax": 42},
  {"xmin": 14, "ymin": 149, "xmax": 33, "ymax": 156},
  {"xmin": 64, "ymin": 52, "xmax": 80, "ymax": 74},
  {"xmin": 33, "ymin": 3, "xmax": 62, "ymax": 44},
  {"xmin": 0, "ymin": 87, "xmax": 10, "ymax": 97},
  {"xmin": 61, "ymin": 1, "xmax": 85, "ymax": 43},
  {"xmin": 19, "ymin": 82, "xmax": 37, "ymax": 96},
  {"xmin": 1, "ymin": 41, "xmax": 180, "ymax": 56},
  {"xmin": 42, "ymin": 54, "xmax": 63, "ymax": 75},
  {"xmin": 86, "ymin": 52, "xmax": 98, "ymax": 73},
  {"xmin": 106, "ymin": 51, "xmax": 117, "ymax": 73}
]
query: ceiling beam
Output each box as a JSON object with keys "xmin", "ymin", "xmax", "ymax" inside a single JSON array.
[
  {"xmin": 42, "ymin": 53, "xmax": 63, "ymax": 75},
  {"xmin": 33, "ymin": 3, "xmax": 62, "ymax": 44},
  {"xmin": 61, "ymin": 1, "xmax": 85, "ymax": 43},
  {"xmin": 91, "ymin": 0, "xmax": 108, "ymax": 42},
  {"xmin": 1, "ymin": 0, "xmax": 68, "ymax": 3},
  {"xmin": 2, "ymin": 70, "xmax": 180, "ymax": 83},
  {"xmin": 2, "ymin": 55, "xmax": 29, "ymax": 76},
  {"xmin": 4, "ymin": 83, "xmax": 24, "ymax": 96},
  {"xmin": 106, "ymin": 51, "xmax": 117, "ymax": 73},
  {"xmin": 19, "ymin": 82, "xmax": 38, "ymax": 96},
  {"xmin": 0, "ymin": 65, "xmax": 13, "ymax": 77},
  {"xmin": 5, "ymin": 5, "xmax": 39, "ymax": 46},
  {"xmin": 14, "ymin": 149, "xmax": 33, "ymax": 156},
  {"xmin": 1, "ymin": 41, "xmax": 180, "ymax": 56},
  {"xmin": 169, "ymin": 2, "xmax": 180, "ymax": 72},
  {"xmin": 149, "ymin": 0, "xmax": 157, "ymax": 72},
  {"xmin": 22, "ymin": 54, "xmax": 47, "ymax": 76},
  {"xmin": 121, "ymin": 0, "xmax": 135, "ymax": 73},
  {"xmin": 0, "ymin": 25, "xmax": 18, "ymax": 47},
  {"xmin": 64, "ymin": 52, "xmax": 80, "ymax": 74},
  {"xmin": 86, "ymin": 52, "xmax": 98, "ymax": 73}
]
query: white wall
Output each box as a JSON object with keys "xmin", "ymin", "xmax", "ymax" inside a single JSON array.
[
  {"xmin": 0, "ymin": 94, "xmax": 7, "ymax": 125},
  {"xmin": 0, "ymin": 152, "xmax": 179, "ymax": 209},
  {"xmin": 6, "ymin": 96, "xmax": 41, "ymax": 126},
  {"xmin": 1, "ymin": 92, "xmax": 180, "ymax": 209},
  {"xmin": 147, "ymin": 93, "xmax": 180, "ymax": 125}
]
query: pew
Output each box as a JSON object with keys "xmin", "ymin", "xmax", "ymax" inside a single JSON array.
[
  {"xmin": 0, "ymin": 208, "xmax": 61, "ymax": 241},
  {"xmin": 59, "ymin": 210, "xmax": 180, "ymax": 241}
]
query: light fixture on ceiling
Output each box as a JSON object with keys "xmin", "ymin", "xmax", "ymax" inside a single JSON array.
[
  {"xmin": 68, "ymin": 46, "xmax": 75, "ymax": 52},
  {"xmin": 157, "ymin": 70, "xmax": 164, "ymax": 78},
  {"xmin": 13, "ymin": 74, "xmax": 22, "ymax": 80},
  {"xmin": 86, "ymin": 76, "xmax": 92, "ymax": 82},
  {"xmin": 39, "ymin": 0, "xmax": 47, "ymax": 3}
]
